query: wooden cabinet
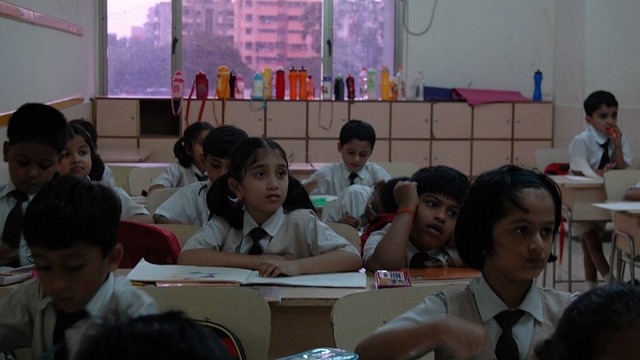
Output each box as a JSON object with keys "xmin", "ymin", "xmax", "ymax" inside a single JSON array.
[
  {"xmin": 265, "ymin": 101, "xmax": 306, "ymax": 138},
  {"xmin": 391, "ymin": 140, "xmax": 430, "ymax": 168},
  {"xmin": 275, "ymin": 139, "xmax": 307, "ymax": 163},
  {"xmin": 432, "ymin": 141, "xmax": 471, "ymax": 175},
  {"xmin": 391, "ymin": 102, "xmax": 431, "ymax": 139},
  {"xmin": 513, "ymin": 140, "xmax": 553, "ymax": 169},
  {"xmin": 472, "ymin": 140, "xmax": 512, "ymax": 175},
  {"xmin": 95, "ymin": 98, "xmax": 138, "ymax": 137},
  {"xmin": 308, "ymin": 139, "xmax": 339, "ymax": 163},
  {"xmin": 432, "ymin": 103, "xmax": 472, "ymax": 139},
  {"xmin": 473, "ymin": 103, "xmax": 512, "ymax": 139},
  {"xmin": 349, "ymin": 102, "xmax": 390, "ymax": 138},
  {"xmin": 223, "ymin": 100, "xmax": 265, "ymax": 137},
  {"xmin": 514, "ymin": 103, "xmax": 553, "ymax": 139},
  {"xmin": 308, "ymin": 102, "xmax": 348, "ymax": 139}
]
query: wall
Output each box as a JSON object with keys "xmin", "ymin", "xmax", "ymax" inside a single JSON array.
[{"xmin": 0, "ymin": 0, "xmax": 97, "ymax": 114}]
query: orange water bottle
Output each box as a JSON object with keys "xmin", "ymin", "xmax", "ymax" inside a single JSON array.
[
  {"xmin": 262, "ymin": 68, "xmax": 272, "ymax": 99},
  {"xmin": 298, "ymin": 66, "xmax": 308, "ymax": 100},
  {"xmin": 216, "ymin": 65, "xmax": 230, "ymax": 99},
  {"xmin": 288, "ymin": 67, "xmax": 298, "ymax": 100},
  {"xmin": 380, "ymin": 66, "xmax": 390, "ymax": 100}
]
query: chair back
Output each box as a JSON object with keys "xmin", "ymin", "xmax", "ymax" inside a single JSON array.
[
  {"xmin": 142, "ymin": 286, "xmax": 271, "ymax": 360},
  {"xmin": 603, "ymin": 170, "xmax": 640, "ymax": 202},
  {"xmin": 147, "ymin": 187, "xmax": 180, "ymax": 216},
  {"xmin": 326, "ymin": 222, "xmax": 362, "ymax": 254},
  {"xmin": 155, "ymin": 223, "xmax": 202, "ymax": 248},
  {"xmin": 117, "ymin": 220, "xmax": 181, "ymax": 268},
  {"xmin": 128, "ymin": 166, "xmax": 166, "ymax": 196},
  {"xmin": 376, "ymin": 162, "xmax": 419, "ymax": 178},
  {"xmin": 534, "ymin": 148, "xmax": 570, "ymax": 171},
  {"xmin": 331, "ymin": 284, "xmax": 465, "ymax": 357},
  {"xmin": 196, "ymin": 319, "xmax": 247, "ymax": 360}
]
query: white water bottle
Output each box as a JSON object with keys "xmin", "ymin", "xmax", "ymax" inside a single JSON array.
[
  {"xmin": 358, "ymin": 67, "xmax": 368, "ymax": 100},
  {"xmin": 396, "ymin": 67, "xmax": 405, "ymax": 101},
  {"xmin": 413, "ymin": 71, "xmax": 424, "ymax": 100}
]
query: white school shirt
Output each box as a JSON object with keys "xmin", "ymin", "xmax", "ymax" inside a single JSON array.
[
  {"xmin": 0, "ymin": 273, "xmax": 158, "ymax": 359},
  {"xmin": 569, "ymin": 126, "xmax": 631, "ymax": 172},
  {"xmin": 302, "ymin": 161, "xmax": 391, "ymax": 196},
  {"xmin": 102, "ymin": 166, "xmax": 116, "ymax": 186},
  {"xmin": 0, "ymin": 182, "xmax": 36, "ymax": 267},
  {"xmin": 154, "ymin": 180, "xmax": 210, "ymax": 226},
  {"xmin": 362, "ymin": 223, "xmax": 463, "ymax": 267},
  {"xmin": 376, "ymin": 276, "xmax": 577, "ymax": 360},
  {"xmin": 89, "ymin": 179, "xmax": 149, "ymax": 220},
  {"xmin": 150, "ymin": 162, "xmax": 206, "ymax": 188},
  {"xmin": 182, "ymin": 207, "xmax": 360, "ymax": 258},
  {"xmin": 321, "ymin": 185, "xmax": 374, "ymax": 225}
]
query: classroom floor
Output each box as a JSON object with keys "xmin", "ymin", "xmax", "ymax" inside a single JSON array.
[{"xmin": 537, "ymin": 237, "xmax": 615, "ymax": 294}]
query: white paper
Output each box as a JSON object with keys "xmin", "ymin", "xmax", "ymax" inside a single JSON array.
[
  {"xmin": 592, "ymin": 202, "xmax": 640, "ymax": 211},
  {"xmin": 575, "ymin": 157, "xmax": 602, "ymax": 179},
  {"xmin": 127, "ymin": 258, "xmax": 366, "ymax": 288}
]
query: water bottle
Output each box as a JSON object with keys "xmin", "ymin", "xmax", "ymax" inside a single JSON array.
[
  {"xmin": 322, "ymin": 76, "xmax": 332, "ymax": 100},
  {"xmin": 367, "ymin": 68, "xmax": 377, "ymax": 100},
  {"xmin": 358, "ymin": 67, "xmax": 368, "ymax": 100},
  {"xmin": 229, "ymin": 71, "xmax": 236, "ymax": 99},
  {"xmin": 236, "ymin": 75, "xmax": 245, "ymax": 99},
  {"xmin": 298, "ymin": 66, "xmax": 308, "ymax": 100},
  {"xmin": 396, "ymin": 66, "xmax": 405, "ymax": 101},
  {"xmin": 251, "ymin": 72, "xmax": 264, "ymax": 100},
  {"xmin": 413, "ymin": 71, "xmax": 424, "ymax": 100},
  {"xmin": 275, "ymin": 66, "xmax": 285, "ymax": 100},
  {"xmin": 346, "ymin": 74, "xmax": 355, "ymax": 101},
  {"xmin": 262, "ymin": 68, "xmax": 272, "ymax": 100},
  {"xmin": 306, "ymin": 76, "xmax": 315, "ymax": 100},
  {"xmin": 334, "ymin": 74, "xmax": 344, "ymax": 101},
  {"xmin": 216, "ymin": 65, "xmax": 230, "ymax": 99},
  {"xmin": 380, "ymin": 66, "xmax": 390, "ymax": 100},
  {"xmin": 288, "ymin": 66, "xmax": 298, "ymax": 100},
  {"xmin": 533, "ymin": 70, "xmax": 543, "ymax": 102}
]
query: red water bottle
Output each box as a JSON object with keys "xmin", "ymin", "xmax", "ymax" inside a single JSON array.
[
  {"xmin": 346, "ymin": 74, "xmax": 355, "ymax": 101},
  {"xmin": 275, "ymin": 66, "xmax": 285, "ymax": 100}
]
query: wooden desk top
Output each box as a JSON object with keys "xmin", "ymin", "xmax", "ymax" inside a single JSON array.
[{"xmin": 100, "ymin": 147, "xmax": 153, "ymax": 162}]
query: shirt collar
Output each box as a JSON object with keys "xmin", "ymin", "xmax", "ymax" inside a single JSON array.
[
  {"xmin": 405, "ymin": 242, "xmax": 448, "ymax": 266},
  {"xmin": 37, "ymin": 272, "xmax": 115, "ymax": 319},
  {"xmin": 242, "ymin": 207, "xmax": 284, "ymax": 237},
  {"xmin": 339, "ymin": 161, "xmax": 363, "ymax": 180},
  {"xmin": 0, "ymin": 182, "xmax": 16, "ymax": 198},
  {"xmin": 588, "ymin": 126, "xmax": 609, "ymax": 145},
  {"xmin": 471, "ymin": 275, "xmax": 543, "ymax": 323}
]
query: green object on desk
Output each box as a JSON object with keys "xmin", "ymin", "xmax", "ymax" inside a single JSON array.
[
  {"xmin": 312, "ymin": 197, "xmax": 328, "ymax": 207},
  {"xmin": 310, "ymin": 195, "xmax": 337, "ymax": 209}
]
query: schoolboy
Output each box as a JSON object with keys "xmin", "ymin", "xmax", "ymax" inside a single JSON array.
[
  {"xmin": 569, "ymin": 90, "xmax": 631, "ymax": 290},
  {"xmin": 0, "ymin": 103, "xmax": 69, "ymax": 267},
  {"xmin": 0, "ymin": 175, "xmax": 157, "ymax": 359},
  {"xmin": 154, "ymin": 125, "xmax": 248, "ymax": 226},
  {"xmin": 302, "ymin": 119, "xmax": 391, "ymax": 197},
  {"xmin": 363, "ymin": 166, "xmax": 469, "ymax": 271}
]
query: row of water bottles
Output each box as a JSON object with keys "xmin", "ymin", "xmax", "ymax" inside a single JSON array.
[{"xmin": 356, "ymin": 67, "xmax": 425, "ymax": 101}]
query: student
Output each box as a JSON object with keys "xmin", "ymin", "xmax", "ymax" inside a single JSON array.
[
  {"xmin": 321, "ymin": 184, "xmax": 379, "ymax": 228},
  {"xmin": 149, "ymin": 122, "xmax": 214, "ymax": 193},
  {"xmin": 355, "ymin": 165, "xmax": 575, "ymax": 360},
  {"xmin": 179, "ymin": 137, "xmax": 362, "ymax": 277},
  {"xmin": 363, "ymin": 166, "xmax": 468, "ymax": 272},
  {"xmin": 302, "ymin": 119, "xmax": 391, "ymax": 196},
  {"xmin": 535, "ymin": 283, "xmax": 640, "ymax": 360},
  {"xmin": 0, "ymin": 103, "xmax": 69, "ymax": 267},
  {"xmin": 58, "ymin": 123, "xmax": 153, "ymax": 223},
  {"xmin": 154, "ymin": 125, "xmax": 248, "ymax": 226},
  {"xmin": 0, "ymin": 176, "xmax": 157, "ymax": 359},
  {"xmin": 569, "ymin": 90, "xmax": 631, "ymax": 290},
  {"xmin": 77, "ymin": 311, "xmax": 232, "ymax": 360},
  {"xmin": 359, "ymin": 176, "xmax": 409, "ymax": 251},
  {"xmin": 68, "ymin": 118, "xmax": 116, "ymax": 186}
]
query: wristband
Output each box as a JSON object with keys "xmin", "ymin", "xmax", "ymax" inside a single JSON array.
[{"xmin": 395, "ymin": 208, "xmax": 415, "ymax": 220}]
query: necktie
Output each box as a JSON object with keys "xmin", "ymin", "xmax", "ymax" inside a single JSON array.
[
  {"xmin": 597, "ymin": 139, "xmax": 610, "ymax": 169},
  {"xmin": 494, "ymin": 309, "xmax": 525, "ymax": 360},
  {"xmin": 409, "ymin": 252, "xmax": 445, "ymax": 268},
  {"xmin": 348, "ymin": 172, "xmax": 358, "ymax": 185},
  {"xmin": 248, "ymin": 227, "xmax": 267, "ymax": 255},
  {"xmin": 2, "ymin": 190, "xmax": 28, "ymax": 250},
  {"xmin": 53, "ymin": 309, "xmax": 89, "ymax": 360}
]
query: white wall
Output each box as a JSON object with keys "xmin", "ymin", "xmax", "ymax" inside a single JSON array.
[{"xmin": 0, "ymin": 0, "xmax": 97, "ymax": 114}]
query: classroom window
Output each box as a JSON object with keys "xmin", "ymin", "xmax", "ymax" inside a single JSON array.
[{"xmin": 104, "ymin": 0, "xmax": 398, "ymax": 97}]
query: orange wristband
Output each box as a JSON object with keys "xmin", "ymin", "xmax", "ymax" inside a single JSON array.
[{"xmin": 395, "ymin": 208, "xmax": 415, "ymax": 220}]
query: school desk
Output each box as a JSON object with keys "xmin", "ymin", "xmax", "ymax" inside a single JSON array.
[
  {"xmin": 100, "ymin": 146, "xmax": 153, "ymax": 162},
  {"xmin": 549, "ymin": 175, "xmax": 610, "ymax": 292},
  {"xmin": 593, "ymin": 202, "xmax": 640, "ymax": 282}
]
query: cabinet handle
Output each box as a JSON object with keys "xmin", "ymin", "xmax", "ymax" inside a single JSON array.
[
  {"xmin": 506, "ymin": 118, "xmax": 511, "ymax": 123},
  {"xmin": 515, "ymin": 118, "xmax": 520, "ymax": 123},
  {"xmin": 268, "ymin": 116, "xmax": 273, "ymax": 121},
  {"xmin": 342, "ymin": 118, "xmax": 347, "ymax": 122},
  {"xmin": 425, "ymin": 118, "xmax": 430, "ymax": 123},
  {"xmin": 423, "ymin": 155, "xmax": 429, "ymax": 160},
  {"xmin": 434, "ymin": 119, "xmax": 438, "ymax": 123},
  {"xmin": 259, "ymin": 117, "xmax": 263, "ymax": 122},
  {"xmin": 433, "ymin": 156, "xmax": 438, "ymax": 160}
]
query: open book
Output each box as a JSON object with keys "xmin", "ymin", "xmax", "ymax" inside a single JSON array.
[
  {"xmin": 0, "ymin": 265, "xmax": 34, "ymax": 286},
  {"xmin": 127, "ymin": 259, "xmax": 366, "ymax": 288}
]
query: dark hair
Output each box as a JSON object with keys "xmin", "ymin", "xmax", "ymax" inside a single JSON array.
[
  {"xmin": 203, "ymin": 125, "xmax": 248, "ymax": 158},
  {"xmin": 535, "ymin": 283, "xmax": 640, "ymax": 360},
  {"xmin": 69, "ymin": 119, "xmax": 98, "ymax": 147},
  {"xmin": 68, "ymin": 122, "xmax": 106, "ymax": 181},
  {"xmin": 410, "ymin": 166, "xmax": 469, "ymax": 206},
  {"xmin": 7, "ymin": 103, "xmax": 70, "ymax": 153},
  {"xmin": 378, "ymin": 177, "xmax": 410, "ymax": 214},
  {"xmin": 339, "ymin": 119, "xmax": 376, "ymax": 148},
  {"xmin": 23, "ymin": 175, "xmax": 121, "ymax": 256},
  {"xmin": 174, "ymin": 122, "xmax": 214, "ymax": 168},
  {"xmin": 77, "ymin": 311, "xmax": 233, "ymax": 360},
  {"xmin": 583, "ymin": 90, "xmax": 618, "ymax": 117},
  {"xmin": 207, "ymin": 137, "xmax": 314, "ymax": 228},
  {"xmin": 455, "ymin": 165, "xmax": 562, "ymax": 270}
]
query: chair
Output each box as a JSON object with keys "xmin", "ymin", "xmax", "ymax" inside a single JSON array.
[
  {"xmin": 604, "ymin": 170, "xmax": 640, "ymax": 282},
  {"xmin": 142, "ymin": 286, "xmax": 271, "ymax": 360},
  {"xmin": 116, "ymin": 220, "xmax": 181, "ymax": 268},
  {"xmin": 106, "ymin": 165, "xmax": 135, "ymax": 194},
  {"xmin": 376, "ymin": 162, "xmax": 419, "ymax": 178},
  {"xmin": 331, "ymin": 284, "xmax": 465, "ymax": 359},
  {"xmin": 327, "ymin": 222, "xmax": 362, "ymax": 254},
  {"xmin": 534, "ymin": 148, "xmax": 570, "ymax": 172},
  {"xmin": 147, "ymin": 187, "xmax": 179, "ymax": 216},
  {"xmin": 128, "ymin": 166, "xmax": 166, "ymax": 196},
  {"xmin": 155, "ymin": 223, "xmax": 202, "ymax": 248}
]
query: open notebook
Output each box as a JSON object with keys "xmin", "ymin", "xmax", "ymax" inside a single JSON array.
[{"xmin": 127, "ymin": 258, "xmax": 367, "ymax": 288}]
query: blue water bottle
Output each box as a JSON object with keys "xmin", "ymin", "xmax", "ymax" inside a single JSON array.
[{"xmin": 533, "ymin": 70, "xmax": 543, "ymax": 102}]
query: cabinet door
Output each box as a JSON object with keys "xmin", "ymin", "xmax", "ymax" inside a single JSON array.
[
  {"xmin": 96, "ymin": 99, "xmax": 138, "ymax": 137},
  {"xmin": 308, "ymin": 140, "xmax": 340, "ymax": 163},
  {"xmin": 432, "ymin": 103, "xmax": 472, "ymax": 139},
  {"xmin": 514, "ymin": 103, "xmax": 553, "ymax": 139},
  {"xmin": 391, "ymin": 102, "xmax": 431, "ymax": 139},
  {"xmin": 349, "ymin": 102, "xmax": 390, "ymax": 138},
  {"xmin": 473, "ymin": 103, "xmax": 512, "ymax": 139},
  {"xmin": 308, "ymin": 102, "xmax": 349, "ymax": 138},
  {"xmin": 370, "ymin": 140, "xmax": 389, "ymax": 162},
  {"xmin": 513, "ymin": 140, "xmax": 553, "ymax": 169},
  {"xmin": 273, "ymin": 139, "xmax": 307, "ymax": 163},
  {"xmin": 472, "ymin": 140, "xmax": 512, "ymax": 176},
  {"xmin": 182, "ymin": 99, "xmax": 224, "ymax": 128},
  {"xmin": 391, "ymin": 140, "xmax": 430, "ymax": 168},
  {"xmin": 223, "ymin": 100, "xmax": 265, "ymax": 137},
  {"xmin": 431, "ymin": 140, "xmax": 471, "ymax": 175},
  {"xmin": 265, "ymin": 101, "xmax": 306, "ymax": 138}
]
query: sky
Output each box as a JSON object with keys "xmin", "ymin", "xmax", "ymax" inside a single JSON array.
[{"xmin": 107, "ymin": 0, "xmax": 162, "ymax": 38}]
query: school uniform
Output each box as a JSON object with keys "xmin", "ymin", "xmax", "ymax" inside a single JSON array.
[
  {"xmin": 0, "ymin": 182, "xmax": 36, "ymax": 267},
  {"xmin": 321, "ymin": 185, "xmax": 374, "ymax": 225},
  {"xmin": 362, "ymin": 223, "xmax": 464, "ymax": 267},
  {"xmin": 302, "ymin": 161, "xmax": 391, "ymax": 196},
  {"xmin": 150, "ymin": 162, "xmax": 206, "ymax": 189},
  {"xmin": 114, "ymin": 186, "xmax": 150, "ymax": 220},
  {"xmin": 182, "ymin": 207, "xmax": 360, "ymax": 258},
  {"xmin": 102, "ymin": 166, "xmax": 116, "ymax": 187},
  {"xmin": 154, "ymin": 180, "xmax": 210, "ymax": 226},
  {"xmin": 376, "ymin": 276, "xmax": 575, "ymax": 360},
  {"xmin": 0, "ymin": 273, "xmax": 158, "ymax": 359}
]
